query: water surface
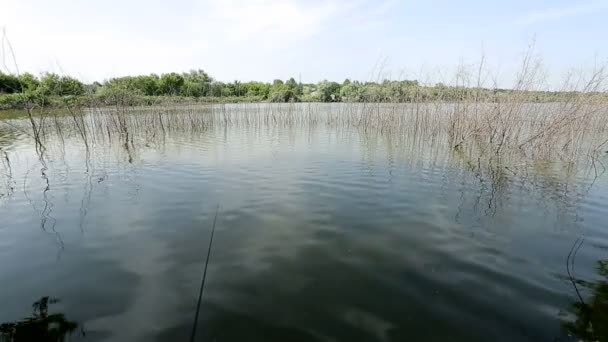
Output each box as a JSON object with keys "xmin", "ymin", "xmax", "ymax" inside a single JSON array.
[{"xmin": 0, "ymin": 104, "xmax": 607, "ymax": 341}]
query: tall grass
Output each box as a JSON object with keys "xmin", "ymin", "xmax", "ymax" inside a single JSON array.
[
  {"xmin": 1, "ymin": 49, "xmax": 607, "ymax": 184},
  {"xmin": 1, "ymin": 75, "xmax": 605, "ymax": 230},
  {"xmin": 0, "ymin": 146, "xmax": 14, "ymax": 199}
]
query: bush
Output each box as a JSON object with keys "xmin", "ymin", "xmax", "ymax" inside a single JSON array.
[
  {"xmin": 0, "ymin": 94, "xmax": 26, "ymax": 109},
  {"xmin": 0, "ymin": 93, "xmax": 53, "ymax": 110},
  {"xmin": 38, "ymin": 74, "xmax": 85, "ymax": 96},
  {"xmin": 0, "ymin": 73, "xmax": 23, "ymax": 94},
  {"xmin": 96, "ymin": 87, "xmax": 145, "ymax": 106}
]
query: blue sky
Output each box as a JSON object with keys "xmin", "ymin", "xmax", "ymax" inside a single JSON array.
[{"xmin": 0, "ymin": 0, "xmax": 607, "ymax": 86}]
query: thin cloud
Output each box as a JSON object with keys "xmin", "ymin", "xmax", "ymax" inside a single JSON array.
[
  {"xmin": 0, "ymin": 0, "xmax": 605, "ymax": 85},
  {"xmin": 189, "ymin": 0, "xmax": 340, "ymax": 46},
  {"xmin": 516, "ymin": 1, "xmax": 608, "ymax": 26}
]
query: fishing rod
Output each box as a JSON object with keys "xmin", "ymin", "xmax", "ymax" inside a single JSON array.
[{"xmin": 190, "ymin": 204, "xmax": 220, "ymax": 342}]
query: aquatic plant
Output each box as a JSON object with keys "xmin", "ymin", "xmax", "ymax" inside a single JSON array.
[
  {"xmin": 563, "ymin": 258, "xmax": 608, "ymax": 341},
  {"xmin": 0, "ymin": 297, "xmax": 80, "ymax": 342}
]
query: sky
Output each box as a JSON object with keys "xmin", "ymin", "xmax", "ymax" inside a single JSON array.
[{"xmin": 0, "ymin": 0, "xmax": 607, "ymax": 86}]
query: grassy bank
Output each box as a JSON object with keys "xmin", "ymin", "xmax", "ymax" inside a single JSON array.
[
  {"xmin": 3, "ymin": 88, "xmax": 607, "ymax": 111},
  {"xmin": 0, "ymin": 93, "xmax": 268, "ymax": 111}
]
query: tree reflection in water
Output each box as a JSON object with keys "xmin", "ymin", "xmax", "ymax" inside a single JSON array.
[{"xmin": 0, "ymin": 297, "xmax": 80, "ymax": 342}]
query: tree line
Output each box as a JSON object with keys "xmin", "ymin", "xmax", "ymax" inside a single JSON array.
[{"xmin": 0, "ymin": 69, "xmax": 593, "ymax": 109}]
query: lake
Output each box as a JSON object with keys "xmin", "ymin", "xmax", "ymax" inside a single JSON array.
[{"xmin": 0, "ymin": 103, "xmax": 607, "ymax": 342}]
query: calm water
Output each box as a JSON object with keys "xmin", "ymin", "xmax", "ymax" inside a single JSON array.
[{"xmin": 0, "ymin": 104, "xmax": 607, "ymax": 341}]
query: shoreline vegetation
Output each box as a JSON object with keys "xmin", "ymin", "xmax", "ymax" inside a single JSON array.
[
  {"xmin": 1, "ymin": 51, "xmax": 607, "ymax": 173},
  {"xmin": 1, "ymin": 54, "xmax": 608, "ymax": 111}
]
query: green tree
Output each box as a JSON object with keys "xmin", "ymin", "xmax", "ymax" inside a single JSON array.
[
  {"xmin": 285, "ymin": 77, "xmax": 302, "ymax": 96},
  {"xmin": 269, "ymin": 79, "xmax": 298, "ymax": 102},
  {"xmin": 181, "ymin": 80, "xmax": 205, "ymax": 97},
  {"xmin": 317, "ymin": 81, "xmax": 341, "ymax": 102},
  {"xmin": 244, "ymin": 82, "xmax": 271, "ymax": 99},
  {"xmin": 182, "ymin": 70, "xmax": 212, "ymax": 97},
  {"xmin": 0, "ymin": 73, "xmax": 22, "ymax": 94},
  {"xmin": 105, "ymin": 75, "xmax": 160, "ymax": 96},
  {"xmin": 340, "ymin": 82, "xmax": 361, "ymax": 102},
  {"xmin": 221, "ymin": 82, "xmax": 235, "ymax": 97},
  {"xmin": 85, "ymin": 81, "xmax": 102, "ymax": 95},
  {"xmin": 209, "ymin": 82, "xmax": 224, "ymax": 97},
  {"xmin": 184, "ymin": 69, "xmax": 212, "ymax": 83},
  {"xmin": 158, "ymin": 73, "xmax": 185, "ymax": 95},
  {"xmin": 18, "ymin": 73, "xmax": 40, "ymax": 93},
  {"xmin": 132, "ymin": 75, "xmax": 160, "ymax": 96},
  {"xmin": 38, "ymin": 73, "xmax": 85, "ymax": 96}
]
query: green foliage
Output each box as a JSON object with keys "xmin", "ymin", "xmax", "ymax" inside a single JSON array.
[
  {"xmin": 0, "ymin": 93, "xmax": 26, "ymax": 109},
  {"xmin": 243, "ymin": 82, "xmax": 271, "ymax": 99},
  {"xmin": 269, "ymin": 79, "xmax": 299, "ymax": 102},
  {"xmin": 316, "ymin": 81, "xmax": 341, "ymax": 102},
  {"xmin": 180, "ymin": 70, "xmax": 212, "ymax": 97},
  {"xmin": 181, "ymin": 80, "xmax": 205, "ymax": 97},
  {"xmin": 102, "ymin": 70, "xmax": 214, "ymax": 98},
  {"xmin": 18, "ymin": 73, "xmax": 40, "ymax": 93},
  {"xmin": 0, "ymin": 73, "xmax": 22, "ymax": 94},
  {"xmin": 0, "ymin": 91, "xmax": 51, "ymax": 110},
  {"xmin": 286, "ymin": 77, "xmax": 303, "ymax": 96},
  {"xmin": 185, "ymin": 69, "xmax": 212, "ymax": 83},
  {"xmin": 158, "ymin": 73, "xmax": 185, "ymax": 96},
  {"xmin": 340, "ymin": 81, "xmax": 363, "ymax": 101},
  {"xmin": 97, "ymin": 85, "xmax": 144, "ymax": 106},
  {"xmin": 2, "ymin": 68, "xmax": 603, "ymax": 111},
  {"xmin": 37, "ymin": 73, "xmax": 85, "ymax": 96},
  {"xmin": 105, "ymin": 75, "xmax": 160, "ymax": 96}
]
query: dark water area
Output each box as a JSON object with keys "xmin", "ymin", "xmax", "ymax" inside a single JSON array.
[{"xmin": 0, "ymin": 105, "xmax": 607, "ymax": 342}]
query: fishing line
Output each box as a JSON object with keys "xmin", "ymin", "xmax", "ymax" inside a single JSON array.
[{"xmin": 190, "ymin": 203, "xmax": 220, "ymax": 342}]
